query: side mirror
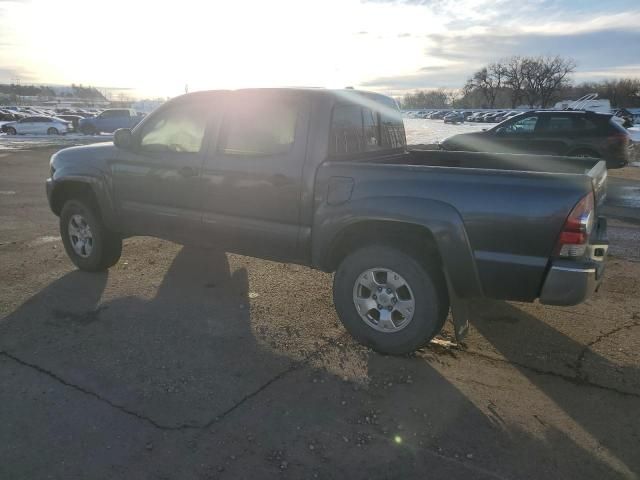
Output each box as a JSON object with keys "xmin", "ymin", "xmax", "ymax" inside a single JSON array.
[{"xmin": 114, "ymin": 128, "xmax": 133, "ymax": 149}]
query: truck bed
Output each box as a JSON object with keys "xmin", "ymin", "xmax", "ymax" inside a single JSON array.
[
  {"xmin": 316, "ymin": 149, "xmax": 607, "ymax": 302},
  {"xmin": 346, "ymin": 149, "xmax": 607, "ymax": 205}
]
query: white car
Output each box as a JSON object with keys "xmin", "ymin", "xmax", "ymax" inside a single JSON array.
[{"xmin": 2, "ymin": 116, "xmax": 71, "ymax": 135}]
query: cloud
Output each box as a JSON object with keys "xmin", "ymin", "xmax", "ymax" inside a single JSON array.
[{"xmin": 363, "ymin": 27, "xmax": 640, "ymax": 93}]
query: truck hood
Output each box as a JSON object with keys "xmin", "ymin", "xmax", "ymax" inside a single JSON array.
[{"xmin": 50, "ymin": 142, "xmax": 118, "ymax": 176}]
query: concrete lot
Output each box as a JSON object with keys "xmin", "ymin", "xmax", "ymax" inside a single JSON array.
[{"xmin": 1, "ymin": 148, "xmax": 640, "ymax": 479}]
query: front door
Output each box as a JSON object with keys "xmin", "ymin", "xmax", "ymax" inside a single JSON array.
[
  {"xmin": 111, "ymin": 100, "xmax": 211, "ymax": 242},
  {"xmin": 491, "ymin": 114, "xmax": 541, "ymax": 154},
  {"xmin": 199, "ymin": 91, "xmax": 309, "ymax": 261}
]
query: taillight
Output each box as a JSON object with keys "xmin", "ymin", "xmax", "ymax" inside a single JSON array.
[
  {"xmin": 607, "ymin": 132, "xmax": 630, "ymax": 148},
  {"xmin": 555, "ymin": 192, "xmax": 594, "ymax": 258}
]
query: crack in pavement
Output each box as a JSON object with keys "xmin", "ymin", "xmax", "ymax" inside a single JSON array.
[
  {"xmin": 0, "ymin": 333, "xmax": 351, "ymax": 432},
  {"xmin": 572, "ymin": 316, "xmax": 640, "ymax": 383},
  {"xmin": 430, "ymin": 345, "xmax": 640, "ymax": 399}
]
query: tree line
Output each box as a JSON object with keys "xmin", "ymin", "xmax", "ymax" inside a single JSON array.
[
  {"xmin": 0, "ymin": 83, "xmax": 106, "ymax": 102},
  {"xmin": 401, "ymin": 55, "xmax": 640, "ymax": 109}
]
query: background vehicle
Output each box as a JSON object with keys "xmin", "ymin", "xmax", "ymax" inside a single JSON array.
[
  {"xmin": 2, "ymin": 116, "xmax": 70, "ymax": 135},
  {"xmin": 467, "ymin": 111, "xmax": 486, "ymax": 122},
  {"xmin": 429, "ymin": 110, "xmax": 447, "ymax": 120},
  {"xmin": 55, "ymin": 114, "xmax": 84, "ymax": 130},
  {"xmin": 46, "ymin": 88, "xmax": 608, "ymax": 355},
  {"xmin": 78, "ymin": 108, "xmax": 143, "ymax": 134},
  {"xmin": 444, "ymin": 111, "xmax": 464, "ymax": 123},
  {"xmin": 441, "ymin": 110, "xmax": 631, "ymax": 168}
]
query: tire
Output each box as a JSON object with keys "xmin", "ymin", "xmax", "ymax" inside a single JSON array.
[
  {"xmin": 5, "ymin": 127, "xmax": 16, "ymax": 135},
  {"xmin": 333, "ymin": 245, "xmax": 449, "ymax": 355},
  {"xmin": 60, "ymin": 199, "xmax": 122, "ymax": 272},
  {"xmin": 81, "ymin": 125, "xmax": 97, "ymax": 135},
  {"xmin": 47, "ymin": 127, "xmax": 59, "ymax": 135}
]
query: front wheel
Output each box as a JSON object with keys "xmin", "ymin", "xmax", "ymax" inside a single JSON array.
[
  {"xmin": 5, "ymin": 127, "xmax": 16, "ymax": 135},
  {"xmin": 81, "ymin": 125, "xmax": 98, "ymax": 135},
  {"xmin": 333, "ymin": 245, "xmax": 449, "ymax": 355},
  {"xmin": 47, "ymin": 127, "xmax": 59, "ymax": 135},
  {"xmin": 60, "ymin": 199, "xmax": 122, "ymax": 271}
]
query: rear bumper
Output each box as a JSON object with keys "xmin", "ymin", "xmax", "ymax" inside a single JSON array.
[
  {"xmin": 539, "ymin": 217, "xmax": 608, "ymax": 306},
  {"xmin": 539, "ymin": 261, "xmax": 604, "ymax": 306}
]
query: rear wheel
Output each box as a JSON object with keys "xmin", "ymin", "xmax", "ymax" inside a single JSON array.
[
  {"xmin": 47, "ymin": 127, "xmax": 59, "ymax": 135},
  {"xmin": 333, "ymin": 245, "xmax": 449, "ymax": 355},
  {"xmin": 60, "ymin": 199, "xmax": 122, "ymax": 272}
]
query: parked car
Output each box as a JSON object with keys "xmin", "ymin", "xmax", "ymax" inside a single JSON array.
[
  {"xmin": 443, "ymin": 111, "xmax": 464, "ymax": 124},
  {"xmin": 2, "ymin": 116, "xmax": 71, "ymax": 135},
  {"xmin": 467, "ymin": 112, "xmax": 485, "ymax": 122},
  {"xmin": 55, "ymin": 114, "xmax": 84, "ymax": 130},
  {"xmin": 78, "ymin": 109, "xmax": 143, "ymax": 134},
  {"xmin": 0, "ymin": 111, "xmax": 18, "ymax": 121},
  {"xmin": 482, "ymin": 111, "xmax": 505, "ymax": 123},
  {"xmin": 441, "ymin": 110, "xmax": 631, "ymax": 168},
  {"xmin": 46, "ymin": 88, "xmax": 608, "ymax": 355},
  {"xmin": 429, "ymin": 110, "xmax": 447, "ymax": 120}
]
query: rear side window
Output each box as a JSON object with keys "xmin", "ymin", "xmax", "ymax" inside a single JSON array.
[
  {"xmin": 544, "ymin": 116, "xmax": 573, "ymax": 132},
  {"xmin": 330, "ymin": 100, "xmax": 405, "ymax": 157},
  {"xmin": 330, "ymin": 105, "xmax": 364, "ymax": 155},
  {"xmin": 572, "ymin": 116, "xmax": 599, "ymax": 132},
  {"xmin": 220, "ymin": 100, "xmax": 297, "ymax": 156}
]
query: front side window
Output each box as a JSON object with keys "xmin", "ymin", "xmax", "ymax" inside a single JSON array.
[
  {"xmin": 139, "ymin": 104, "xmax": 208, "ymax": 154},
  {"xmin": 500, "ymin": 115, "xmax": 538, "ymax": 134},
  {"xmin": 220, "ymin": 100, "xmax": 298, "ymax": 156}
]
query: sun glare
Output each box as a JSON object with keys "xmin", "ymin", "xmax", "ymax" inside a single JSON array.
[{"xmin": 6, "ymin": 0, "xmax": 441, "ymax": 97}]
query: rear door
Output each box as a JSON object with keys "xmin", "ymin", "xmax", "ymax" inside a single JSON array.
[
  {"xmin": 199, "ymin": 90, "xmax": 310, "ymax": 261},
  {"xmin": 111, "ymin": 99, "xmax": 213, "ymax": 242},
  {"xmin": 533, "ymin": 114, "xmax": 575, "ymax": 155}
]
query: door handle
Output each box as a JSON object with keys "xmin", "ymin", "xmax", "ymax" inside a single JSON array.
[{"xmin": 178, "ymin": 166, "xmax": 197, "ymax": 177}]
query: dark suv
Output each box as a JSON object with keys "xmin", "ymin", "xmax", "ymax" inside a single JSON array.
[{"xmin": 441, "ymin": 110, "xmax": 631, "ymax": 168}]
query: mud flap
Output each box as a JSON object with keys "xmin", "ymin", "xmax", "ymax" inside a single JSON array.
[{"xmin": 444, "ymin": 272, "xmax": 470, "ymax": 342}]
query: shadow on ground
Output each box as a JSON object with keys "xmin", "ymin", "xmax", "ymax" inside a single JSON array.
[{"xmin": 0, "ymin": 247, "xmax": 634, "ymax": 479}]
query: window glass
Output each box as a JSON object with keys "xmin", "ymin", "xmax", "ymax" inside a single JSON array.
[
  {"xmin": 330, "ymin": 100, "xmax": 405, "ymax": 156},
  {"xmin": 140, "ymin": 104, "xmax": 208, "ymax": 154},
  {"xmin": 379, "ymin": 109, "xmax": 406, "ymax": 150},
  {"xmin": 221, "ymin": 100, "xmax": 297, "ymax": 156},
  {"xmin": 363, "ymin": 108, "xmax": 379, "ymax": 151},
  {"xmin": 502, "ymin": 116, "xmax": 538, "ymax": 134},
  {"xmin": 330, "ymin": 105, "xmax": 363, "ymax": 156},
  {"xmin": 544, "ymin": 116, "xmax": 573, "ymax": 132},
  {"xmin": 572, "ymin": 116, "xmax": 599, "ymax": 131}
]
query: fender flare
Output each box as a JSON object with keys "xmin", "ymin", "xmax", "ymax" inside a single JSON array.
[
  {"xmin": 49, "ymin": 171, "xmax": 118, "ymax": 231},
  {"xmin": 312, "ymin": 196, "xmax": 483, "ymax": 299}
]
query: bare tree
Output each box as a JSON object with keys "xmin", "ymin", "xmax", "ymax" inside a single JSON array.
[
  {"xmin": 521, "ymin": 56, "xmax": 576, "ymax": 108},
  {"xmin": 503, "ymin": 56, "xmax": 525, "ymax": 108},
  {"xmin": 466, "ymin": 62, "xmax": 505, "ymax": 108}
]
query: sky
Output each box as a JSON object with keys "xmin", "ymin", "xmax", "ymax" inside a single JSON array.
[{"xmin": 0, "ymin": 0, "xmax": 638, "ymax": 98}]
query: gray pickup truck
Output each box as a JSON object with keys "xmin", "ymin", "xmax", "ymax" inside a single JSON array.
[{"xmin": 46, "ymin": 88, "xmax": 609, "ymax": 354}]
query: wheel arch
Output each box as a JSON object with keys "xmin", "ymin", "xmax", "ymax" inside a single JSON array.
[
  {"xmin": 313, "ymin": 198, "xmax": 484, "ymax": 299},
  {"xmin": 49, "ymin": 177, "xmax": 118, "ymax": 231}
]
